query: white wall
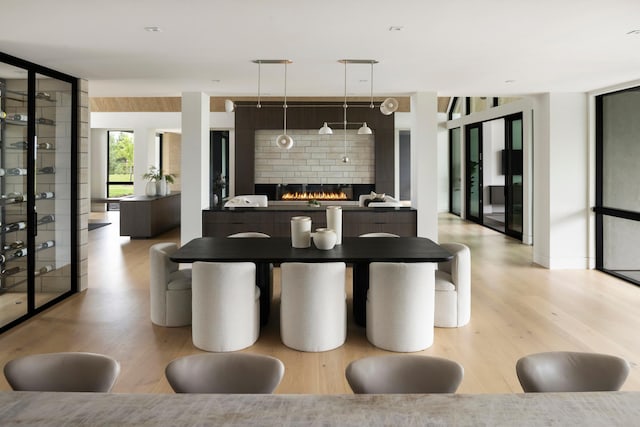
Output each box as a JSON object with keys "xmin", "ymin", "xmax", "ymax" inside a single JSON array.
[{"xmin": 437, "ymin": 113, "xmax": 449, "ymax": 213}]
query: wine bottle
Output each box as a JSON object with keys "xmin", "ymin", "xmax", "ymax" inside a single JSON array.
[
  {"xmin": 0, "ymin": 254, "xmax": 5, "ymax": 264},
  {"xmin": 37, "ymin": 117, "xmax": 55, "ymax": 125},
  {"xmin": 37, "ymin": 240, "xmax": 55, "ymax": 250},
  {"xmin": 13, "ymin": 248, "xmax": 27, "ymax": 257},
  {"xmin": 36, "ymin": 264, "xmax": 54, "ymax": 275},
  {"xmin": 2, "ymin": 192, "xmax": 25, "ymax": 203},
  {"xmin": 35, "ymin": 192, "xmax": 55, "ymax": 200},
  {"xmin": 0, "ymin": 168, "xmax": 4, "ymax": 177},
  {"xmin": 9, "ymin": 141, "xmax": 28, "ymax": 150},
  {"xmin": 2, "ymin": 221, "xmax": 27, "ymax": 233},
  {"xmin": 37, "ymin": 142, "xmax": 53, "ymax": 149},
  {"xmin": 12, "ymin": 114, "xmax": 27, "ymax": 121},
  {"xmin": 0, "ymin": 266, "xmax": 20, "ymax": 278},
  {"xmin": 38, "ymin": 166, "xmax": 55, "ymax": 174},
  {"xmin": 38, "ymin": 214, "xmax": 55, "ymax": 224},
  {"xmin": 2, "ymin": 240, "xmax": 24, "ymax": 251},
  {"xmin": 7, "ymin": 168, "xmax": 27, "ymax": 176},
  {"xmin": 0, "ymin": 111, "xmax": 6, "ymax": 119},
  {"xmin": 36, "ymin": 92, "xmax": 51, "ymax": 100}
]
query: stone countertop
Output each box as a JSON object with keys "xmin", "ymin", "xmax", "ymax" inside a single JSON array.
[
  {"xmin": 205, "ymin": 205, "xmax": 415, "ymax": 212},
  {"xmin": 1, "ymin": 391, "xmax": 639, "ymax": 426}
]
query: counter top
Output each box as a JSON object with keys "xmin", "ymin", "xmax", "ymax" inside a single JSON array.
[
  {"xmin": 1, "ymin": 391, "xmax": 638, "ymax": 426},
  {"xmin": 205, "ymin": 205, "xmax": 415, "ymax": 212}
]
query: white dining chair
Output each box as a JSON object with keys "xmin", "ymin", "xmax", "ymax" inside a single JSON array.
[
  {"xmin": 366, "ymin": 262, "xmax": 435, "ymax": 352},
  {"xmin": 280, "ymin": 262, "xmax": 347, "ymax": 352},
  {"xmin": 192, "ymin": 262, "xmax": 260, "ymax": 352},
  {"xmin": 149, "ymin": 242, "xmax": 192, "ymax": 327},
  {"xmin": 435, "ymin": 242, "xmax": 471, "ymax": 327}
]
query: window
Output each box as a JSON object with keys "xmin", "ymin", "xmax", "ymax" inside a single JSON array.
[{"xmin": 107, "ymin": 130, "xmax": 134, "ymax": 198}]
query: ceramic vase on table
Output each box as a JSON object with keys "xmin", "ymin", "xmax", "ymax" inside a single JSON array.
[
  {"xmin": 326, "ymin": 206, "xmax": 342, "ymax": 245},
  {"xmin": 156, "ymin": 177, "xmax": 167, "ymax": 196}
]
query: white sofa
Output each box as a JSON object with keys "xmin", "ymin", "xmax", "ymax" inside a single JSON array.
[
  {"xmin": 358, "ymin": 193, "xmax": 401, "ymax": 207},
  {"xmin": 224, "ymin": 195, "xmax": 268, "ymax": 208}
]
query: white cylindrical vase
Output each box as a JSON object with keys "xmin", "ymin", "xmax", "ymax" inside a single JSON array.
[
  {"xmin": 326, "ymin": 206, "xmax": 342, "ymax": 245},
  {"xmin": 290, "ymin": 216, "xmax": 312, "ymax": 248},
  {"xmin": 145, "ymin": 181, "xmax": 157, "ymax": 196}
]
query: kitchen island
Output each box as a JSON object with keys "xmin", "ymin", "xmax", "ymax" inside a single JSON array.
[{"xmin": 202, "ymin": 205, "xmax": 417, "ymax": 237}]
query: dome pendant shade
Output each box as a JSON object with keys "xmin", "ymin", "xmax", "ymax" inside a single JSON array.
[
  {"xmin": 380, "ymin": 97, "xmax": 399, "ymax": 115},
  {"xmin": 357, "ymin": 122, "xmax": 373, "ymax": 135},
  {"xmin": 319, "ymin": 122, "xmax": 333, "ymax": 135},
  {"xmin": 276, "ymin": 134, "xmax": 294, "ymax": 150},
  {"xmin": 224, "ymin": 99, "xmax": 235, "ymax": 112}
]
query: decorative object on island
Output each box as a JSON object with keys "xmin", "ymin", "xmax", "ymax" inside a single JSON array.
[
  {"xmin": 142, "ymin": 166, "xmax": 176, "ymax": 197},
  {"xmin": 212, "ymin": 172, "xmax": 227, "ymax": 208},
  {"xmin": 326, "ymin": 205, "xmax": 342, "ymax": 245},
  {"xmin": 290, "ymin": 216, "xmax": 311, "ymax": 248}
]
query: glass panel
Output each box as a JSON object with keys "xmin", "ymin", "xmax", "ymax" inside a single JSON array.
[
  {"xmin": 450, "ymin": 128, "xmax": 462, "ymax": 215},
  {"xmin": 33, "ymin": 73, "xmax": 73, "ymax": 308},
  {"xmin": 602, "ymin": 215, "xmax": 640, "ymax": 283},
  {"xmin": 602, "ymin": 91, "xmax": 640, "ymax": 212},
  {"xmin": 0, "ymin": 65, "xmax": 30, "ymax": 326},
  {"xmin": 469, "ymin": 97, "xmax": 491, "ymax": 114},
  {"xmin": 468, "ymin": 126, "xmax": 481, "ymax": 220},
  {"xmin": 108, "ymin": 130, "xmax": 134, "ymax": 198},
  {"xmin": 450, "ymin": 97, "xmax": 463, "ymax": 120},
  {"xmin": 507, "ymin": 118, "xmax": 523, "ymax": 234}
]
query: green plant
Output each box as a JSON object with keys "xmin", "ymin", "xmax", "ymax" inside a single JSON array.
[{"xmin": 142, "ymin": 166, "xmax": 176, "ymax": 184}]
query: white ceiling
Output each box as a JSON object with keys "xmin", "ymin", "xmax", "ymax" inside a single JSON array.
[{"xmin": 2, "ymin": 0, "xmax": 640, "ymax": 98}]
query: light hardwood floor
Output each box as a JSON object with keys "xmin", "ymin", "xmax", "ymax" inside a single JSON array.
[{"xmin": 0, "ymin": 212, "xmax": 638, "ymax": 394}]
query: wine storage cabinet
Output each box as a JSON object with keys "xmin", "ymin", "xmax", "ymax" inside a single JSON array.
[{"xmin": 0, "ymin": 52, "xmax": 78, "ymax": 333}]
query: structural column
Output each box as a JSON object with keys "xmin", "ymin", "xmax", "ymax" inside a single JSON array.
[
  {"xmin": 180, "ymin": 92, "xmax": 210, "ymax": 245},
  {"xmin": 410, "ymin": 92, "xmax": 439, "ymax": 240}
]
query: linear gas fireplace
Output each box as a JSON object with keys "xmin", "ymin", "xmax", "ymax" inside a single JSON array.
[{"xmin": 254, "ymin": 184, "xmax": 375, "ymax": 202}]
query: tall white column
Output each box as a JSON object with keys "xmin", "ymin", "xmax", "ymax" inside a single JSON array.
[
  {"xmin": 533, "ymin": 93, "xmax": 589, "ymax": 268},
  {"xmin": 410, "ymin": 92, "xmax": 439, "ymax": 240},
  {"xmin": 181, "ymin": 92, "xmax": 210, "ymax": 245}
]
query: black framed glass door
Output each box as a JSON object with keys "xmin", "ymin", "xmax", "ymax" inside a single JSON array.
[
  {"xmin": 504, "ymin": 113, "xmax": 523, "ymax": 239},
  {"xmin": 449, "ymin": 127, "xmax": 462, "ymax": 216},
  {"xmin": 465, "ymin": 123, "xmax": 482, "ymax": 223}
]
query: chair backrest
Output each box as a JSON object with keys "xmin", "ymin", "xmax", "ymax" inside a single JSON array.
[
  {"xmin": 165, "ymin": 353, "xmax": 284, "ymax": 393},
  {"xmin": 346, "ymin": 355, "xmax": 463, "ymax": 394},
  {"xmin": 4, "ymin": 352, "xmax": 120, "ymax": 392},
  {"xmin": 150, "ymin": 242, "xmax": 179, "ymax": 286},
  {"xmin": 228, "ymin": 232, "xmax": 271, "ymax": 238},
  {"xmin": 516, "ymin": 351, "xmax": 630, "ymax": 392},
  {"xmin": 359, "ymin": 232, "xmax": 400, "ymax": 238}
]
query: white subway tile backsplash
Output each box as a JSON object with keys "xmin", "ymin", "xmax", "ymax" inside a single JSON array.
[{"xmin": 255, "ymin": 129, "xmax": 374, "ymax": 184}]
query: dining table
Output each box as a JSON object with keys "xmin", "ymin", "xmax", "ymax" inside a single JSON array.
[
  {"xmin": 1, "ymin": 391, "xmax": 638, "ymax": 426},
  {"xmin": 170, "ymin": 236, "xmax": 452, "ymax": 326}
]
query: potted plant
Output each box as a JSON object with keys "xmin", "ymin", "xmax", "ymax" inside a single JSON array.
[
  {"xmin": 143, "ymin": 166, "xmax": 176, "ymax": 196},
  {"xmin": 212, "ymin": 172, "xmax": 226, "ymax": 208}
]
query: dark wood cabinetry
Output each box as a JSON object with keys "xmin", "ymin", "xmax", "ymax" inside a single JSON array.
[
  {"xmin": 120, "ymin": 193, "xmax": 181, "ymax": 238},
  {"xmin": 202, "ymin": 207, "xmax": 417, "ymax": 238}
]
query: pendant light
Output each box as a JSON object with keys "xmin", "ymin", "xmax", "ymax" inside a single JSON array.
[{"xmin": 275, "ymin": 60, "xmax": 294, "ymax": 149}]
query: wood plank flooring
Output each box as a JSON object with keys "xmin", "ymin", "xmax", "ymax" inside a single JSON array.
[{"xmin": 0, "ymin": 212, "xmax": 638, "ymax": 394}]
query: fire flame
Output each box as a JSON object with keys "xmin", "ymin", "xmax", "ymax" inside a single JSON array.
[{"xmin": 282, "ymin": 191, "xmax": 348, "ymax": 201}]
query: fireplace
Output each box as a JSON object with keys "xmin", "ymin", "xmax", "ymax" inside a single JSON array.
[{"xmin": 254, "ymin": 184, "xmax": 375, "ymax": 202}]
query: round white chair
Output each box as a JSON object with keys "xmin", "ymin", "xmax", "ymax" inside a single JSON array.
[
  {"xmin": 4, "ymin": 352, "xmax": 120, "ymax": 392},
  {"xmin": 192, "ymin": 262, "xmax": 260, "ymax": 352},
  {"xmin": 280, "ymin": 262, "xmax": 347, "ymax": 352},
  {"xmin": 435, "ymin": 242, "xmax": 471, "ymax": 328},
  {"xmin": 227, "ymin": 232, "xmax": 271, "ymax": 238},
  {"xmin": 165, "ymin": 353, "xmax": 284, "ymax": 393},
  {"xmin": 149, "ymin": 242, "xmax": 192, "ymax": 327},
  {"xmin": 359, "ymin": 233, "xmax": 400, "ymax": 238},
  {"xmin": 366, "ymin": 262, "xmax": 435, "ymax": 352}
]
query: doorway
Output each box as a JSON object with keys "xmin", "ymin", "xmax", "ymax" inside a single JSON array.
[
  {"xmin": 465, "ymin": 123, "xmax": 482, "ymax": 223},
  {"xmin": 210, "ymin": 130, "xmax": 230, "ymax": 207}
]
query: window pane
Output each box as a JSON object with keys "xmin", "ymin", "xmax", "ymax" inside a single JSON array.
[
  {"xmin": 108, "ymin": 130, "xmax": 134, "ymax": 198},
  {"xmin": 603, "ymin": 215, "xmax": 640, "ymax": 282}
]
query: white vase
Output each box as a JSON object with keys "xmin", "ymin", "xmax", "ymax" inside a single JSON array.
[
  {"xmin": 312, "ymin": 228, "xmax": 337, "ymax": 250},
  {"xmin": 156, "ymin": 178, "xmax": 167, "ymax": 196},
  {"xmin": 145, "ymin": 181, "xmax": 157, "ymax": 196},
  {"xmin": 326, "ymin": 206, "xmax": 342, "ymax": 245}
]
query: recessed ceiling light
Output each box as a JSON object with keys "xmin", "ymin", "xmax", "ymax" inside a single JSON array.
[
  {"xmin": 388, "ymin": 26, "xmax": 404, "ymax": 31},
  {"xmin": 505, "ymin": 80, "xmax": 516, "ymax": 84},
  {"xmin": 144, "ymin": 26, "xmax": 162, "ymax": 32},
  {"xmin": 359, "ymin": 79, "xmax": 368, "ymax": 83},
  {"xmin": 211, "ymin": 79, "xmax": 221, "ymax": 83},
  {"xmin": 627, "ymin": 29, "xmax": 640, "ymax": 35}
]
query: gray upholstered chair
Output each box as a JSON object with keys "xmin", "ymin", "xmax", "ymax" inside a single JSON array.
[
  {"xmin": 280, "ymin": 262, "xmax": 346, "ymax": 352},
  {"xmin": 149, "ymin": 242, "xmax": 192, "ymax": 327},
  {"xmin": 435, "ymin": 242, "xmax": 471, "ymax": 328},
  {"xmin": 228, "ymin": 232, "xmax": 271, "ymax": 238},
  {"xmin": 165, "ymin": 353, "xmax": 284, "ymax": 393},
  {"xmin": 516, "ymin": 351, "xmax": 630, "ymax": 392},
  {"xmin": 192, "ymin": 262, "xmax": 260, "ymax": 352},
  {"xmin": 3, "ymin": 352, "xmax": 120, "ymax": 392},
  {"xmin": 358, "ymin": 232, "xmax": 400, "ymax": 238},
  {"xmin": 346, "ymin": 354, "xmax": 464, "ymax": 394}
]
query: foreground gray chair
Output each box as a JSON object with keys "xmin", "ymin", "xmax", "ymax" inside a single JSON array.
[
  {"xmin": 4, "ymin": 352, "xmax": 120, "ymax": 392},
  {"xmin": 165, "ymin": 353, "xmax": 284, "ymax": 393},
  {"xmin": 516, "ymin": 351, "xmax": 630, "ymax": 392},
  {"xmin": 346, "ymin": 355, "xmax": 464, "ymax": 394}
]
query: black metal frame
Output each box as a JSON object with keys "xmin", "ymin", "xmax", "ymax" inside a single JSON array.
[
  {"xmin": 0, "ymin": 51, "xmax": 79, "ymax": 334},
  {"xmin": 465, "ymin": 123, "xmax": 483, "ymax": 224},
  {"xmin": 448, "ymin": 127, "xmax": 462, "ymax": 216}
]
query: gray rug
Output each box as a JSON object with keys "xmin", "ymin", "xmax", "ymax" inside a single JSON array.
[{"xmin": 88, "ymin": 222, "xmax": 111, "ymax": 231}]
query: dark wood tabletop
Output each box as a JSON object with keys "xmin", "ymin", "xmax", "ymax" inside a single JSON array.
[{"xmin": 170, "ymin": 236, "xmax": 452, "ymax": 264}]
